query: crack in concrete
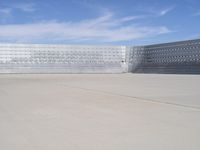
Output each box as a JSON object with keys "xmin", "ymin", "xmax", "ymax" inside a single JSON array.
[{"xmin": 59, "ymin": 83, "xmax": 200, "ymax": 111}]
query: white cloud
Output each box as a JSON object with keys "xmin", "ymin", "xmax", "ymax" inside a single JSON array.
[
  {"xmin": 158, "ymin": 6, "xmax": 175, "ymax": 16},
  {"xmin": 119, "ymin": 15, "xmax": 145, "ymax": 22},
  {"xmin": 0, "ymin": 13, "xmax": 171, "ymax": 43},
  {"xmin": 0, "ymin": 3, "xmax": 36, "ymax": 23},
  {"xmin": 135, "ymin": 4, "xmax": 175, "ymax": 17}
]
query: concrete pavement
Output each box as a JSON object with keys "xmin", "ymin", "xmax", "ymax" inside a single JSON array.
[{"xmin": 0, "ymin": 74, "xmax": 200, "ymax": 150}]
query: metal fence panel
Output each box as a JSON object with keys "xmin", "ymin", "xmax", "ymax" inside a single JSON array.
[
  {"xmin": 0, "ymin": 44, "xmax": 127, "ymax": 73},
  {"xmin": 129, "ymin": 39, "xmax": 200, "ymax": 74},
  {"xmin": 0, "ymin": 39, "xmax": 200, "ymax": 74}
]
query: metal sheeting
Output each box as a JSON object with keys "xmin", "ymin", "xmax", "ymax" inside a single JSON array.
[
  {"xmin": 130, "ymin": 39, "xmax": 200, "ymax": 74},
  {"xmin": 0, "ymin": 44, "xmax": 127, "ymax": 73},
  {"xmin": 0, "ymin": 39, "xmax": 200, "ymax": 74}
]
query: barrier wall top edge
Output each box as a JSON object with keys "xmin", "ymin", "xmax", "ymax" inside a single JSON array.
[{"xmin": 0, "ymin": 43, "xmax": 126, "ymax": 49}]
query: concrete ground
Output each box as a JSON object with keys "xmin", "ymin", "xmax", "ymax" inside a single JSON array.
[{"xmin": 0, "ymin": 73, "xmax": 200, "ymax": 150}]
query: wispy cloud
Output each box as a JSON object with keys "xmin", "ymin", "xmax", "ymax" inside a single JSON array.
[
  {"xmin": 12, "ymin": 3, "xmax": 36, "ymax": 12},
  {"xmin": 0, "ymin": 8, "xmax": 12, "ymax": 16},
  {"xmin": 0, "ymin": 3, "xmax": 36, "ymax": 23},
  {"xmin": 0, "ymin": 8, "xmax": 12, "ymax": 23},
  {"xmin": 0, "ymin": 12, "xmax": 170, "ymax": 43},
  {"xmin": 158, "ymin": 6, "xmax": 175, "ymax": 16},
  {"xmin": 119, "ymin": 15, "xmax": 146, "ymax": 22},
  {"xmin": 136, "ymin": 5, "xmax": 175, "ymax": 17},
  {"xmin": 0, "ymin": 2, "xmax": 36, "ymax": 15}
]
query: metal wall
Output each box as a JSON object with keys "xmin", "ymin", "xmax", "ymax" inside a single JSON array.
[
  {"xmin": 129, "ymin": 39, "xmax": 200, "ymax": 74},
  {"xmin": 0, "ymin": 39, "xmax": 200, "ymax": 74},
  {"xmin": 0, "ymin": 44, "xmax": 127, "ymax": 73}
]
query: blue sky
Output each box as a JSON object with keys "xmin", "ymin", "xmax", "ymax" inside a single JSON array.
[{"xmin": 0, "ymin": 0, "xmax": 199, "ymax": 45}]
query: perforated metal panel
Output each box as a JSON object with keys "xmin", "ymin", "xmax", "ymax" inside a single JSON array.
[
  {"xmin": 0, "ymin": 44, "xmax": 127, "ymax": 73},
  {"xmin": 0, "ymin": 39, "xmax": 200, "ymax": 74},
  {"xmin": 130, "ymin": 39, "xmax": 200, "ymax": 74}
]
